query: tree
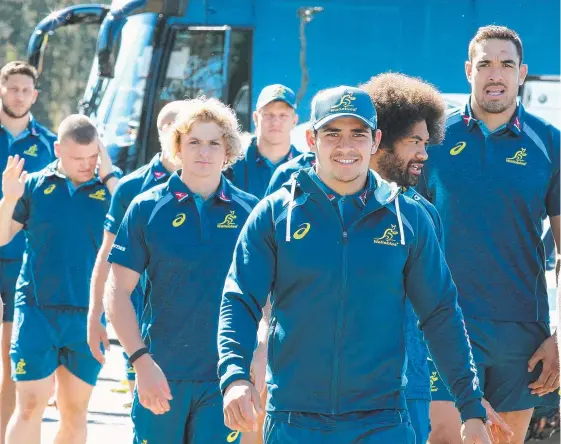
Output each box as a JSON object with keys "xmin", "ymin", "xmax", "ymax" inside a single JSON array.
[{"xmin": 0, "ymin": 0, "xmax": 100, "ymax": 131}]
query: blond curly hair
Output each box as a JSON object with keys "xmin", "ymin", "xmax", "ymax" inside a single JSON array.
[{"xmin": 165, "ymin": 97, "xmax": 243, "ymax": 169}]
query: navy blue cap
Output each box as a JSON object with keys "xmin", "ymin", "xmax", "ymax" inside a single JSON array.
[
  {"xmin": 256, "ymin": 84, "xmax": 297, "ymax": 110},
  {"xmin": 311, "ymin": 86, "xmax": 377, "ymax": 130}
]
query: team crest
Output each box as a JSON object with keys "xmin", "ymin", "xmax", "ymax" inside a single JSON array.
[
  {"xmin": 331, "ymin": 92, "xmax": 357, "ymax": 112},
  {"xmin": 506, "ymin": 148, "xmax": 527, "ymax": 166},
  {"xmin": 23, "ymin": 145, "xmax": 38, "ymax": 157},
  {"xmin": 217, "ymin": 211, "xmax": 238, "ymax": 229},
  {"xmin": 14, "ymin": 359, "xmax": 27, "ymax": 375},
  {"xmin": 373, "ymin": 224, "xmax": 399, "ymax": 246},
  {"xmin": 89, "ymin": 190, "xmax": 106, "ymax": 201}
]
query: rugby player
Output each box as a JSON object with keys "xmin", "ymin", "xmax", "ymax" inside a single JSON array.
[
  {"xmin": 417, "ymin": 26, "xmax": 560, "ymax": 444},
  {"xmin": 105, "ymin": 97, "xmax": 259, "ymax": 443}
]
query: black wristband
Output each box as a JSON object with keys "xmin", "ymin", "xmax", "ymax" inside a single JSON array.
[
  {"xmin": 129, "ymin": 347, "xmax": 150, "ymax": 366},
  {"xmin": 101, "ymin": 171, "xmax": 117, "ymax": 184}
]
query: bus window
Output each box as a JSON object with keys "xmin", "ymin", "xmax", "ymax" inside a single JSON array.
[{"xmin": 147, "ymin": 27, "xmax": 252, "ymax": 160}]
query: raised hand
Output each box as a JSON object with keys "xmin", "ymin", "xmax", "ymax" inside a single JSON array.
[{"xmin": 2, "ymin": 155, "xmax": 27, "ymax": 203}]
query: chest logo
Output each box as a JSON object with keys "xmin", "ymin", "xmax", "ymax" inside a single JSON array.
[
  {"xmin": 374, "ymin": 224, "xmax": 399, "ymax": 246},
  {"xmin": 227, "ymin": 431, "xmax": 240, "ymax": 442},
  {"xmin": 89, "ymin": 189, "xmax": 106, "ymax": 201},
  {"xmin": 15, "ymin": 359, "xmax": 27, "ymax": 375},
  {"xmin": 23, "ymin": 145, "xmax": 38, "ymax": 157},
  {"xmin": 217, "ymin": 210, "xmax": 238, "ymax": 229},
  {"xmin": 173, "ymin": 213, "xmax": 186, "ymax": 227},
  {"xmin": 506, "ymin": 148, "xmax": 527, "ymax": 166},
  {"xmin": 449, "ymin": 141, "xmax": 467, "ymax": 156},
  {"xmin": 44, "ymin": 184, "xmax": 56, "ymax": 195},
  {"xmin": 293, "ymin": 223, "xmax": 311, "ymax": 240}
]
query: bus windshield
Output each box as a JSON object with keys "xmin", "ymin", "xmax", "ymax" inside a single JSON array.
[{"xmin": 82, "ymin": 12, "xmax": 156, "ymax": 153}]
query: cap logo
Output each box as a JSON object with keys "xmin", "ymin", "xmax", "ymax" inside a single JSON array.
[
  {"xmin": 331, "ymin": 92, "xmax": 357, "ymax": 112},
  {"xmin": 272, "ymin": 86, "xmax": 287, "ymax": 98}
]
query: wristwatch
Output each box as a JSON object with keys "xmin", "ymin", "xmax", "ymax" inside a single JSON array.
[{"xmin": 101, "ymin": 171, "xmax": 117, "ymax": 184}]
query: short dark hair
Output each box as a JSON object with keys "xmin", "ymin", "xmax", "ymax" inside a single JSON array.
[
  {"xmin": 58, "ymin": 114, "xmax": 98, "ymax": 145},
  {"xmin": 468, "ymin": 25, "xmax": 523, "ymax": 65},
  {"xmin": 0, "ymin": 61, "xmax": 38, "ymax": 86},
  {"xmin": 360, "ymin": 73, "xmax": 447, "ymax": 149}
]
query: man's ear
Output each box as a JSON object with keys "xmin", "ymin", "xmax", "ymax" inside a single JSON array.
[
  {"xmin": 465, "ymin": 60, "xmax": 473, "ymax": 84},
  {"xmin": 54, "ymin": 141, "xmax": 61, "ymax": 158},
  {"xmin": 305, "ymin": 128, "xmax": 316, "ymax": 153}
]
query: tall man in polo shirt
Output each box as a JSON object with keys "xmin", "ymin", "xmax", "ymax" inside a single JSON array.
[
  {"xmin": 417, "ymin": 26, "xmax": 560, "ymax": 444},
  {"xmin": 0, "ymin": 115, "xmax": 117, "ymax": 444},
  {"xmin": 225, "ymin": 84, "xmax": 301, "ymax": 198},
  {"xmin": 0, "ymin": 61, "xmax": 56, "ymax": 443},
  {"xmin": 87, "ymin": 101, "xmax": 183, "ymax": 399}
]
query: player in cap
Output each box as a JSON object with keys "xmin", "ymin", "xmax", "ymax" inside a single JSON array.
[
  {"xmin": 218, "ymin": 86, "xmax": 491, "ymax": 443},
  {"xmin": 225, "ymin": 84, "xmax": 301, "ymax": 198}
]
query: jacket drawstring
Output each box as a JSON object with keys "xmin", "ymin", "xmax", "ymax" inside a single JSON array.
[
  {"xmin": 285, "ymin": 178, "xmax": 297, "ymax": 242},
  {"xmin": 394, "ymin": 194, "xmax": 405, "ymax": 245}
]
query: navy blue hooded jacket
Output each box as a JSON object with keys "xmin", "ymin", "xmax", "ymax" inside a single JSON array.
[{"xmin": 218, "ymin": 168, "xmax": 485, "ymax": 422}]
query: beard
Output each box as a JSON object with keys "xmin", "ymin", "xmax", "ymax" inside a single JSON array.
[
  {"xmin": 476, "ymin": 88, "xmax": 517, "ymax": 115},
  {"xmin": 377, "ymin": 149, "xmax": 420, "ymax": 187},
  {"xmin": 1, "ymin": 102, "xmax": 32, "ymax": 119}
]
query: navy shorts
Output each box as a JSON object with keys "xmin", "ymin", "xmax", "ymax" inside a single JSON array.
[
  {"xmin": 132, "ymin": 379, "xmax": 239, "ymax": 444},
  {"xmin": 263, "ymin": 409, "xmax": 415, "ymax": 443},
  {"xmin": 429, "ymin": 317, "xmax": 559, "ymax": 412},
  {"xmin": 0, "ymin": 260, "xmax": 22, "ymax": 322},
  {"xmin": 10, "ymin": 304, "xmax": 102, "ymax": 385}
]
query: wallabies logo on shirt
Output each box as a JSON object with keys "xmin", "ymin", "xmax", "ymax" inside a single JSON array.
[
  {"xmin": 373, "ymin": 224, "xmax": 399, "ymax": 246},
  {"xmin": 23, "ymin": 144, "xmax": 38, "ymax": 157},
  {"xmin": 89, "ymin": 189, "xmax": 106, "ymax": 201},
  {"xmin": 217, "ymin": 211, "xmax": 238, "ymax": 229},
  {"xmin": 14, "ymin": 359, "xmax": 27, "ymax": 375},
  {"xmin": 506, "ymin": 148, "xmax": 527, "ymax": 166},
  {"xmin": 226, "ymin": 431, "xmax": 240, "ymax": 442}
]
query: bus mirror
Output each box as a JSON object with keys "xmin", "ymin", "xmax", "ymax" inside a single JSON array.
[
  {"xmin": 27, "ymin": 4, "xmax": 110, "ymax": 76},
  {"xmin": 97, "ymin": 15, "xmax": 126, "ymax": 78}
]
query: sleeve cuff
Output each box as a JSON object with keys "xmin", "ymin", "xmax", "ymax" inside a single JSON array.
[
  {"xmin": 107, "ymin": 251, "xmax": 145, "ymax": 275},
  {"xmin": 219, "ymin": 365, "xmax": 251, "ymax": 395},
  {"xmin": 459, "ymin": 398, "xmax": 487, "ymax": 423},
  {"xmin": 103, "ymin": 215, "xmax": 119, "ymax": 234}
]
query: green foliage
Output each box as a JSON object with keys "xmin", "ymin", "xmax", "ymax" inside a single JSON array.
[{"xmin": 0, "ymin": 0, "xmax": 101, "ymax": 131}]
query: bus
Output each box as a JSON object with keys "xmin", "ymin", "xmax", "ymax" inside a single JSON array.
[{"xmin": 27, "ymin": 0, "xmax": 560, "ymax": 172}]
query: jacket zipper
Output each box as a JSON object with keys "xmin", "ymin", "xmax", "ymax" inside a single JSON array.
[{"xmin": 331, "ymin": 229, "xmax": 348, "ymax": 414}]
